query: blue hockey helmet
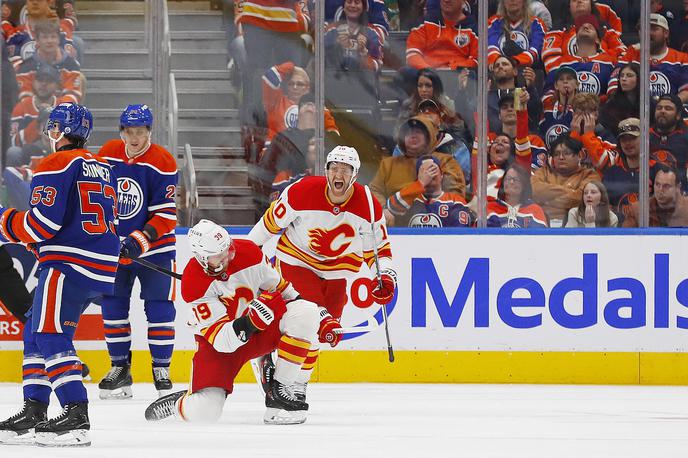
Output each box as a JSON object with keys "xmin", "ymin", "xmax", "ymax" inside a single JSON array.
[
  {"xmin": 44, "ymin": 102, "xmax": 93, "ymax": 141},
  {"xmin": 120, "ymin": 104, "xmax": 153, "ymax": 129}
]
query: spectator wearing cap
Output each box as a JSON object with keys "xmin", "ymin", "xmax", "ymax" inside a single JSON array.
[
  {"xmin": 602, "ymin": 117, "xmax": 659, "ymax": 223},
  {"xmin": 568, "ymin": 91, "xmax": 618, "ymax": 171},
  {"xmin": 650, "ymin": 93, "xmax": 688, "ymax": 187},
  {"xmin": 386, "ymin": 156, "xmax": 474, "ymax": 227},
  {"xmin": 539, "ymin": 65, "xmax": 577, "ymax": 149},
  {"xmin": 599, "ymin": 62, "xmax": 640, "ymax": 136},
  {"xmin": 370, "ymin": 115, "xmax": 465, "ymax": 224},
  {"xmin": 613, "ymin": 13, "xmax": 688, "ymax": 102},
  {"xmin": 405, "ymin": 0, "xmax": 478, "ymax": 70},
  {"xmin": 394, "ymin": 98, "xmax": 471, "ymax": 184},
  {"xmin": 481, "ymin": 55, "xmax": 541, "ymax": 132},
  {"xmin": 486, "ymin": 0, "xmax": 547, "ymax": 68},
  {"xmin": 543, "ymin": 13, "xmax": 616, "ymax": 103},
  {"xmin": 14, "ymin": 19, "xmax": 82, "ymax": 104},
  {"xmin": 531, "ymin": 132, "xmax": 599, "ymax": 225},
  {"xmin": 487, "ymin": 162, "xmax": 548, "ymax": 227},
  {"xmin": 494, "ymin": 92, "xmax": 547, "ymax": 169},
  {"xmin": 623, "ymin": 164, "xmax": 688, "ymax": 227}
]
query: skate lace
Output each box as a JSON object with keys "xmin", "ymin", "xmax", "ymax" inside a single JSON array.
[
  {"xmin": 103, "ymin": 366, "xmax": 125, "ymax": 382},
  {"xmin": 292, "ymin": 382, "xmax": 307, "ymax": 398},
  {"xmin": 153, "ymin": 367, "xmax": 170, "ymax": 382},
  {"xmin": 7, "ymin": 402, "xmax": 29, "ymax": 422},
  {"xmin": 151, "ymin": 397, "xmax": 177, "ymax": 419},
  {"xmin": 278, "ymin": 383, "xmax": 298, "ymax": 402}
]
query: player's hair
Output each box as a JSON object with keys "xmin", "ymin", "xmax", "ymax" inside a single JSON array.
[
  {"xmin": 64, "ymin": 134, "xmax": 86, "ymax": 149},
  {"xmin": 34, "ymin": 19, "xmax": 61, "ymax": 38}
]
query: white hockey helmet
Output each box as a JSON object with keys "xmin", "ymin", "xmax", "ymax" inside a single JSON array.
[
  {"xmin": 188, "ymin": 219, "xmax": 235, "ymax": 275},
  {"xmin": 326, "ymin": 146, "xmax": 360, "ymax": 191}
]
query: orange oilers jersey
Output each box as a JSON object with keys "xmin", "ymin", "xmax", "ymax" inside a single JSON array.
[
  {"xmin": 541, "ymin": 27, "xmax": 625, "ymax": 73},
  {"xmin": 180, "ymin": 239, "xmax": 298, "ymax": 351},
  {"xmin": 248, "ymin": 176, "xmax": 394, "ymax": 280}
]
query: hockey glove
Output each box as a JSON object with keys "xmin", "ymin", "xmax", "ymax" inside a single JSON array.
[
  {"xmin": 247, "ymin": 297, "xmax": 275, "ymax": 332},
  {"xmin": 120, "ymin": 230, "xmax": 151, "ymax": 260},
  {"xmin": 370, "ymin": 268, "xmax": 397, "ymax": 304},
  {"xmin": 318, "ymin": 307, "xmax": 342, "ymax": 347},
  {"xmin": 26, "ymin": 243, "xmax": 39, "ymax": 260},
  {"xmin": 502, "ymin": 37, "xmax": 524, "ymax": 57}
]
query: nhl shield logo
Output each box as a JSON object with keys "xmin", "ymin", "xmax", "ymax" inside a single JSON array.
[
  {"xmin": 577, "ymin": 71, "xmax": 601, "ymax": 95},
  {"xmin": 284, "ymin": 104, "xmax": 299, "ymax": 129},
  {"xmin": 117, "ymin": 177, "xmax": 144, "ymax": 220},
  {"xmin": 649, "ymin": 71, "xmax": 671, "ymax": 97}
]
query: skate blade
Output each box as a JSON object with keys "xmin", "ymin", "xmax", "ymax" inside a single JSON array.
[
  {"xmin": 263, "ymin": 407, "xmax": 307, "ymax": 425},
  {"xmin": 0, "ymin": 428, "xmax": 35, "ymax": 445},
  {"xmin": 35, "ymin": 429, "xmax": 91, "ymax": 447},
  {"xmin": 99, "ymin": 386, "xmax": 133, "ymax": 400}
]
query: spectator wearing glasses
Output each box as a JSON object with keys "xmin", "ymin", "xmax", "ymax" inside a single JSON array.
[
  {"xmin": 531, "ymin": 133, "xmax": 599, "ymax": 225},
  {"xmin": 487, "ymin": 163, "xmax": 548, "ymax": 228}
]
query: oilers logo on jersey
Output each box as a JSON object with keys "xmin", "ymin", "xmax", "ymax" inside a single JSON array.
[
  {"xmin": 284, "ymin": 104, "xmax": 299, "ymax": 130},
  {"xmin": 567, "ymin": 37, "xmax": 579, "ymax": 56},
  {"xmin": 455, "ymin": 31, "xmax": 471, "ymax": 48},
  {"xmin": 545, "ymin": 124, "xmax": 570, "ymax": 148},
  {"xmin": 649, "ymin": 71, "xmax": 671, "ymax": 97},
  {"xmin": 577, "ymin": 71, "xmax": 601, "ymax": 95},
  {"xmin": 117, "ymin": 177, "xmax": 144, "ymax": 220},
  {"xmin": 408, "ymin": 213, "xmax": 442, "ymax": 228},
  {"xmin": 499, "ymin": 30, "xmax": 528, "ymax": 53}
]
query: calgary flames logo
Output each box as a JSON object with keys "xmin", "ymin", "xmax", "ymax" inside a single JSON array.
[{"xmin": 308, "ymin": 224, "xmax": 355, "ymax": 257}]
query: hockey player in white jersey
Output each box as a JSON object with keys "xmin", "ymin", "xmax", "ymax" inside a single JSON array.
[
  {"xmin": 248, "ymin": 146, "xmax": 396, "ymax": 402},
  {"xmin": 144, "ymin": 219, "xmax": 321, "ymax": 425}
]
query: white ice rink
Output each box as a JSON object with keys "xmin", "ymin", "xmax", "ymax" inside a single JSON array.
[{"xmin": 0, "ymin": 382, "xmax": 687, "ymax": 457}]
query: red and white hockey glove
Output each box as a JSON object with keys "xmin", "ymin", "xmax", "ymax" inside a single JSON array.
[
  {"xmin": 370, "ymin": 268, "xmax": 397, "ymax": 304},
  {"xmin": 318, "ymin": 307, "xmax": 342, "ymax": 347},
  {"xmin": 247, "ymin": 297, "xmax": 275, "ymax": 332}
]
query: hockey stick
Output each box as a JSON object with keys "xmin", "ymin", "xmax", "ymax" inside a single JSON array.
[
  {"xmin": 132, "ymin": 257, "xmax": 182, "ymax": 280},
  {"xmin": 363, "ymin": 185, "xmax": 394, "ymax": 363}
]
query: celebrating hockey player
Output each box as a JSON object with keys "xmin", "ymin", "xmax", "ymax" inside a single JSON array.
[
  {"xmin": 0, "ymin": 103, "xmax": 119, "ymax": 447},
  {"xmin": 97, "ymin": 104, "xmax": 178, "ymax": 399},
  {"xmin": 144, "ymin": 219, "xmax": 320, "ymax": 425},
  {"xmin": 248, "ymin": 145, "xmax": 396, "ymax": 402}
]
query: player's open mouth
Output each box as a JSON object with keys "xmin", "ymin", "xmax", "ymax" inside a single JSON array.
[{"xmin": 334, "ymin": 181, "xmax": 344, "ymax": 191}]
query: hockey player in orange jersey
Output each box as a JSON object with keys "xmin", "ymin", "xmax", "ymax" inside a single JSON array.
[
  {"xmin": 248, "ymin": 146, "xmax": 396, "ymax": 403},
  {"xmin": 144, "ymin": 219, "xmax": 320, "ymax": 425}
]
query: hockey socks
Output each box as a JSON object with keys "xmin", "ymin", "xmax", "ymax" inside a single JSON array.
[{"xmin": 275, "ymin": 334, "xmax": 311, "ymax": 385}]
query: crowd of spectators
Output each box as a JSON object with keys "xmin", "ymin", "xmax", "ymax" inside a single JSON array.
[{"xmin": 1, "ymin": 0, "xmax": 84, "ymax": 208}]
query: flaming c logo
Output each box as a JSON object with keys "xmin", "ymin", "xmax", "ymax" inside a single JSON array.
[{"xmin": 308, "ymin": 224, "xmax": 355, "ymax": 257}]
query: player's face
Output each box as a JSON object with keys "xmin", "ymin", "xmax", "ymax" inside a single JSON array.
[
  {"xmin": 583, "ymin": 183, "xmax": 602, "ymax": 207},
  {"xmin": 206, "ymin": 246, "xmax": 233, "ymax": 274},
  {"xmin": 619, "ymin": 67, "xmax": 638, "ymax": 92},
  {"xmin": 326, "ymin": 162, "xmax": 354, "ymax": 196},
  {"xmin": 417, "ymin": 76, "xmax": 434, "ymax": 99},
  {"xmin": 121, "ymin": 126, "xmax": 150, "ymax": 152}
]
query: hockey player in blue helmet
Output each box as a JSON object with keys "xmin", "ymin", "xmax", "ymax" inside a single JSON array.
[
  {"xmin": 97, "ymin": 104, "xmax": 179, "ymax": 400},
  {"xmin": 0, "ymin": 102, "xmax": 119, "ymax": 446}
]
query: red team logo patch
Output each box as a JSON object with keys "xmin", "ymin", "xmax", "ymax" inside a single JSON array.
[{"xmin": 308, "ymin": 224, "xmax": 355, "ymax": 257}]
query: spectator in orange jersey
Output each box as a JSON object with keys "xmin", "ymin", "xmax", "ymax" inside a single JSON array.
[
  {"xmin": 568, "ymin": 92, "xmax": 619, "ymax": 172},
  {"xmin": 262, "ymin": 61, "xmax": 339, "ymax": 142},
  {"xmin": 531, "ymin": 132, "xmax": 599, "ymax": 225},
  {"xmin": 14, "ymin": 19, "xmax": 82, "ymax": 103},
  {"xmin": 405, "ymin": 0, "xmax": 478, "ymax": 70}
]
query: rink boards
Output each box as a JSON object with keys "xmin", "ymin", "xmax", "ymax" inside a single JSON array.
[{"xmin": 3, "ymin": 228, "xmax": 688, "ymax": 384}]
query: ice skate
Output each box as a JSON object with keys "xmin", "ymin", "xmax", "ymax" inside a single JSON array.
[
  {"xmin": 264, "ymin": 379, "xmax": 308, "ymax": 425},
  {"xmin": 98, "ymin": 364, "xmax": 133, "ymax": 399},
  {"xmin": 292, "ymin": 381, "xmax": 308, "ymax": 403},
  {"xmin": 144, "ymin": 390, "xmax": 186, "ymax": 421},
  {"xmin": 250, "ymin": 352, "xmax": 275, "ymax": 395},
  {"xmin": 0, "ymin": 398, "xmax": 48, "ymax": 445},
  {"xmin": 34, "ymin": 402, "xmax": 90, "ymax": 447},
  {"xmin": 153, "ymin": 367, "xmax": 173, "ymax": 397}
]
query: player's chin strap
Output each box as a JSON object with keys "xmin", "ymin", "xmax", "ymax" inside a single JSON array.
[{"xmin": 48, "ymin": 132, "xmax": 64, "ymax": 153}]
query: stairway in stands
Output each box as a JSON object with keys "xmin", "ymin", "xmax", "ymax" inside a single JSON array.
[{"xmin": 78, "ymin": 0, "xmax": 253, "ymax": 226}]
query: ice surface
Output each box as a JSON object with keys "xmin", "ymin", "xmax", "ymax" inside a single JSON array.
[{"xmin": 0, "ymin": 382, "xmax": 687, "ymax": 457}]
